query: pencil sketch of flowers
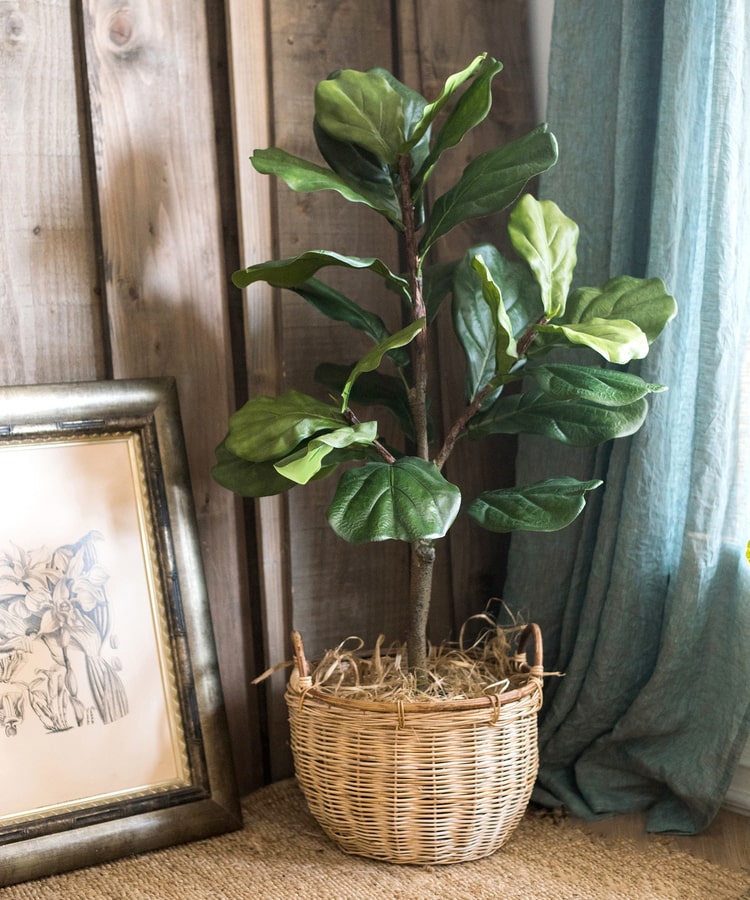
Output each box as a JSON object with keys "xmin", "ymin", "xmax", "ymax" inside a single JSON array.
[{"xmin": 0, "ymin": 532, "xmax": 128, "ymax": 736}]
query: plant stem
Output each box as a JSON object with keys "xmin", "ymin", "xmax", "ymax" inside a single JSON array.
[
  {"xmin": 399, "ymin": 155, "xmax": 429, "ymax": 462},
  {"xmin": 399, "ymin": 153, "xmax": 433, "ymax": 673},
  {"xmin": 408, "ymin": 539, "xmax": 435, "ymax": 674}
]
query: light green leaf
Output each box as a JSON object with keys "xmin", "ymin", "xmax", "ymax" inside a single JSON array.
[
  {"xmin": 250, "ymin": 147, "xmax": 402, "ymax": 221},
  {"xmin": 470, "ymin": 254, "xmax": 519, "ymax": 378},
  {"xmin": 536, "ymin": 318, "xmax": 649, "ymax": 363},
  {"xmin": 341, "ymin": 319, "xmax": 425, "ymax": 410},
  {"xmin": 527, "ymin": 363, "xmax": 667, "ymax": 407},
  {"xmin": 468, "ymin": 389, "xmax": 649, "ymax": 445},
  {"xmin": 225, "ymin": 391, "xmax": 346, "ymax": 462},
  {"xmin": 274, "ymin": 422, "xmax": 378, "ymax": 484},
  {"xmin": 327, "ymin": 457, "xmax": 461, "ymax": 543},
  {"xmin": 315, "ymin": 69, "xmax": 407, "ymax": 164},
  {"xmin": 507, "ymin": 195, "xmax": 579, "ymax": 319},
  {"xmin": 565, "ymin": 276, "xmax": 677, "ymax": 343},
  {"xmin": 233, "ymin": 249, "xmax": 409, "ymax": 297},
  {"xmin": 405, "ymin": 53, "xmax": 488, "ymax": 152},
  {"xmin": 468, "ymin": 477, "xmax": 602, "ymax": 533},
  {"xmin": 414, "ymin": 56, "xmax": 503, "ymax": 194},
  {"xmin": 419, "ymin": 125, "xmax": 558, "ymax": 254}
]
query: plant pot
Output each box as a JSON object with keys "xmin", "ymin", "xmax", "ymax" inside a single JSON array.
[{"xmin": 285, "ymin": 623, "xmax": 544, "ymax": 865}]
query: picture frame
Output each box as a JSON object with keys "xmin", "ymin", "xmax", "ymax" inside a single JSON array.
[{"xmin": 0, "ymin": 377, "xmax": 242, "ymax": 887}]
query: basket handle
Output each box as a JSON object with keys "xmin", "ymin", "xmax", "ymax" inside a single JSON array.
[
  {"xmin": 515, "ymin": 623, "xmax": 543, "ymax": 675},
  {"xmin": 291, "ymin": 630, "xmax": 309, "ymax": 678}
]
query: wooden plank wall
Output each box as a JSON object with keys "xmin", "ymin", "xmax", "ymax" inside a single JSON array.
[
  {"xmin": 227, "ymin": 0, "xmax": 537, "ymax": 778},
  {"xmin": 1, "ymin": 0, "xmax": 262, "ymax": 794},
  {"xmin": 1, "ymin": 0, "xmax": 536, "ymax": 787}
]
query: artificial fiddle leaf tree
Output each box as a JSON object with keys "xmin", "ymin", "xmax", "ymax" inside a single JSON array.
[{"xmin": 215, "ymin": 53, "xmax": 676, "ymax": 675}]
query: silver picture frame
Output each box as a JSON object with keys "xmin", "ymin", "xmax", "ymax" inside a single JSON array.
[{"xmin": 0, "ymin": 377, "xmax": 241, "ymax": 886}]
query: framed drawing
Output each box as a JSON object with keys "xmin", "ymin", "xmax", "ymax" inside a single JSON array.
[{"xmin": 0, "ymin": 378, "xmax": 241, "ymax": 886}]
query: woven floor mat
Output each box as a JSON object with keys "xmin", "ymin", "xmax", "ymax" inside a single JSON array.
[{"xmin": 4, "ymin": 778, "xmax": 750, "ymax": 899}]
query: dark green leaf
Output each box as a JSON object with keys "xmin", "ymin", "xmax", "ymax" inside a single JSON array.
[
  {"xmin": 468, "ymin": 477, "xmax": 602, "ymax": 533},
  {"xmin": 225, "ymin": 391, "xmax": 346, "ymax": 462},
  {"xmin": 326, "ymin": 457, "xmax": 461, "ymax": 543},
  {"xmin": 527, "ymin": 363, "xmax": 667, "ymax": 406},
  {"xmin": 312, "ymin": 120, "xmax": 402, "ymax": 226},
  {"xmin": 233, "ymin": 249, "xmax": 409, "ymax": 297},
  {"xmin": 211, "ymin": 440, "xmax": 297, "ymax": 498},
  {"xmin": 423, "ymin": 259, "xmax": 459, "ymax": 323},
  {"xmin": 419, "ymin": 125, "xmax": 559, "ymax": 254},
  {"xmin": 468, "ymin": 389, "xmax": 649, "ymax": 445},
  {"xmin": 251, "ymin": 147, "xmax": 402, "ymax": 221},
  {"xmin": 452, "ymin": 245, "xmax": 541, "ymax": 402}
]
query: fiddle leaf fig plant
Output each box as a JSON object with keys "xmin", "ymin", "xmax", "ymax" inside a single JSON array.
[{"xmin": 214, "ymin": 53, "xmax": 677, "ymax": 674}]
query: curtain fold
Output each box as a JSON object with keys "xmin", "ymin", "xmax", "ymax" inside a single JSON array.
[{"xmin": 505, "ymin": 0, "xmax": 750, "ymax": 833}]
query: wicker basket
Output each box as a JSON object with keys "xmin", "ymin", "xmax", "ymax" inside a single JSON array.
[{"xmin": 285, "ymin": 623, "xmax": 544, "ymax": 865}]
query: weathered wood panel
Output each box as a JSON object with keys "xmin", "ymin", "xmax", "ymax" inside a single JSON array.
[
  {"xmin": 79, "ymin": 0, "xmax": 261, "ymax": 792},
  {"xmin": 0, "ymin": 0, "xmax": 103, "ymax": 384}
]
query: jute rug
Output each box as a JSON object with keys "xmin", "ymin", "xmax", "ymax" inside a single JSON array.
[{"xmin": 4, "ymin": 779, "xmax": 750, "ymax": 899}]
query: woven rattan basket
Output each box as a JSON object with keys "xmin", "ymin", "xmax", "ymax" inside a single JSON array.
[{"xmin": 285, "ymin": 623, "xmax": 544, "ymax": 865}]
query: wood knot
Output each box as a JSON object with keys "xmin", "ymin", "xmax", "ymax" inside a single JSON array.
[
  {"xmin": 105, "ymin": 7, "xmax": 137, "ymax": 54},
  {"xmin": 4, "ymin": 11, "xmax": 25, "ymax": 42}
]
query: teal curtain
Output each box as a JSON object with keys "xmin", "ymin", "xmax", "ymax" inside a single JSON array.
[{"xmin": 505, "ymin": 0, "xmax": 750, "ymax": 833}]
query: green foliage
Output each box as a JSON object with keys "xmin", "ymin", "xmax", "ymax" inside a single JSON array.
[{"xmin": 216, "ymin": 54, "xmax": 677, "ymax": 556}]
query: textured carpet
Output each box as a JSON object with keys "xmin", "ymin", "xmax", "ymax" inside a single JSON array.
[{"xmin": 4, "ymin": 779, "xmax": 750, "ymax": 899}]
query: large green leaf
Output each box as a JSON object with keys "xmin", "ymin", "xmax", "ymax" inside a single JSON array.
[
  {"xmin": 423, "ymin": 259, "xmax": 459, "ymax": 323},
  {"xmin": 341, "ymin": 319, "xmax": 425, "ymax": 409},
  {"xmin": 312, "ymin": 120, "xmax": 401, "ymax": 223},
  {"xmin": 233, "ymin": 249, "xmax": 409, "ymax": 297},
  {"xmin": 414, "ymin": 56, "xmax": 503, "ymax": 195},
  {"xmin": 250, "ymin": 147, "xmax": 402, "ymax": 221},
  {"xmin": 452, "ymin": 245, "xmax": 541, "ymax": 402},
  {"xmin": 536, "ymin": 318, "xmax": 649, "ymax": 363},
  {"xmin": 274, "ymin": 422, "xmax": 378, "ymax": 484},
  {"xmin": 405, "ymin": 53, "xmax": 488, "ymax": 153},
  {"xmin": 419, "ymin": 125, "xmax": 558, "ymax": 254},
  {"xmin": 507, "ymin": 195, "xmax": 579, "ymax": 319},
  {"xmin": 211, "ymin": 440, "xmax": 298, "ymax": 498},
  {"xmin": 315, "ymin": 68, "xmax": 408, "ymax": 164},
  {"xmin": 327, "ymin": 457, "xmax": 461, "ymax": 543},
  {"xmin": 225, "ymin": 391, "xmax": 346, "ymax": 462},
  {"xmin": 315, "ymin": 363, "xmax": 415, "ymax": 438},
  {"xmin": 527, "ymin": 363, "xmax": 666, "ymax": 407},
  {"xmin": 468, "ymin": 389, "xmax": 649, "ymax": 445},
  {"xmin": 468, "ymin": 477, "xmax": 602, "ymax": 533},
  {"xmin": 564, "ymin": 275, "xmax": 677, "ymax": 343},
  {"xmin": 470, "ymin": 254, "xmax": 519, "ymax": 378}
]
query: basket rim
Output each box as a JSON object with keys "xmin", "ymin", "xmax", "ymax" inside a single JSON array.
[
  {"xmin": 287, "ymin": 622, "xmax": 544, "ymax": 714},
  {"xmin": 286, "ymin": 674, "xmax": 542, "ymax": 714}
]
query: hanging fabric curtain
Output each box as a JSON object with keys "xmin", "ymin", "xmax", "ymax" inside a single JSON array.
[{"xmin": 505, "ymin": 0, "xmax": 750, "ymax": 833}]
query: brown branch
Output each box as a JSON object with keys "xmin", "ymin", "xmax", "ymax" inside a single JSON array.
[
  {"xmin": 343, "ymin": 407, "xmax": 396, "ymax": 464},
  {"xmin": 399, "ymin": 154, "xmax": 429, "ymax": 461}
]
